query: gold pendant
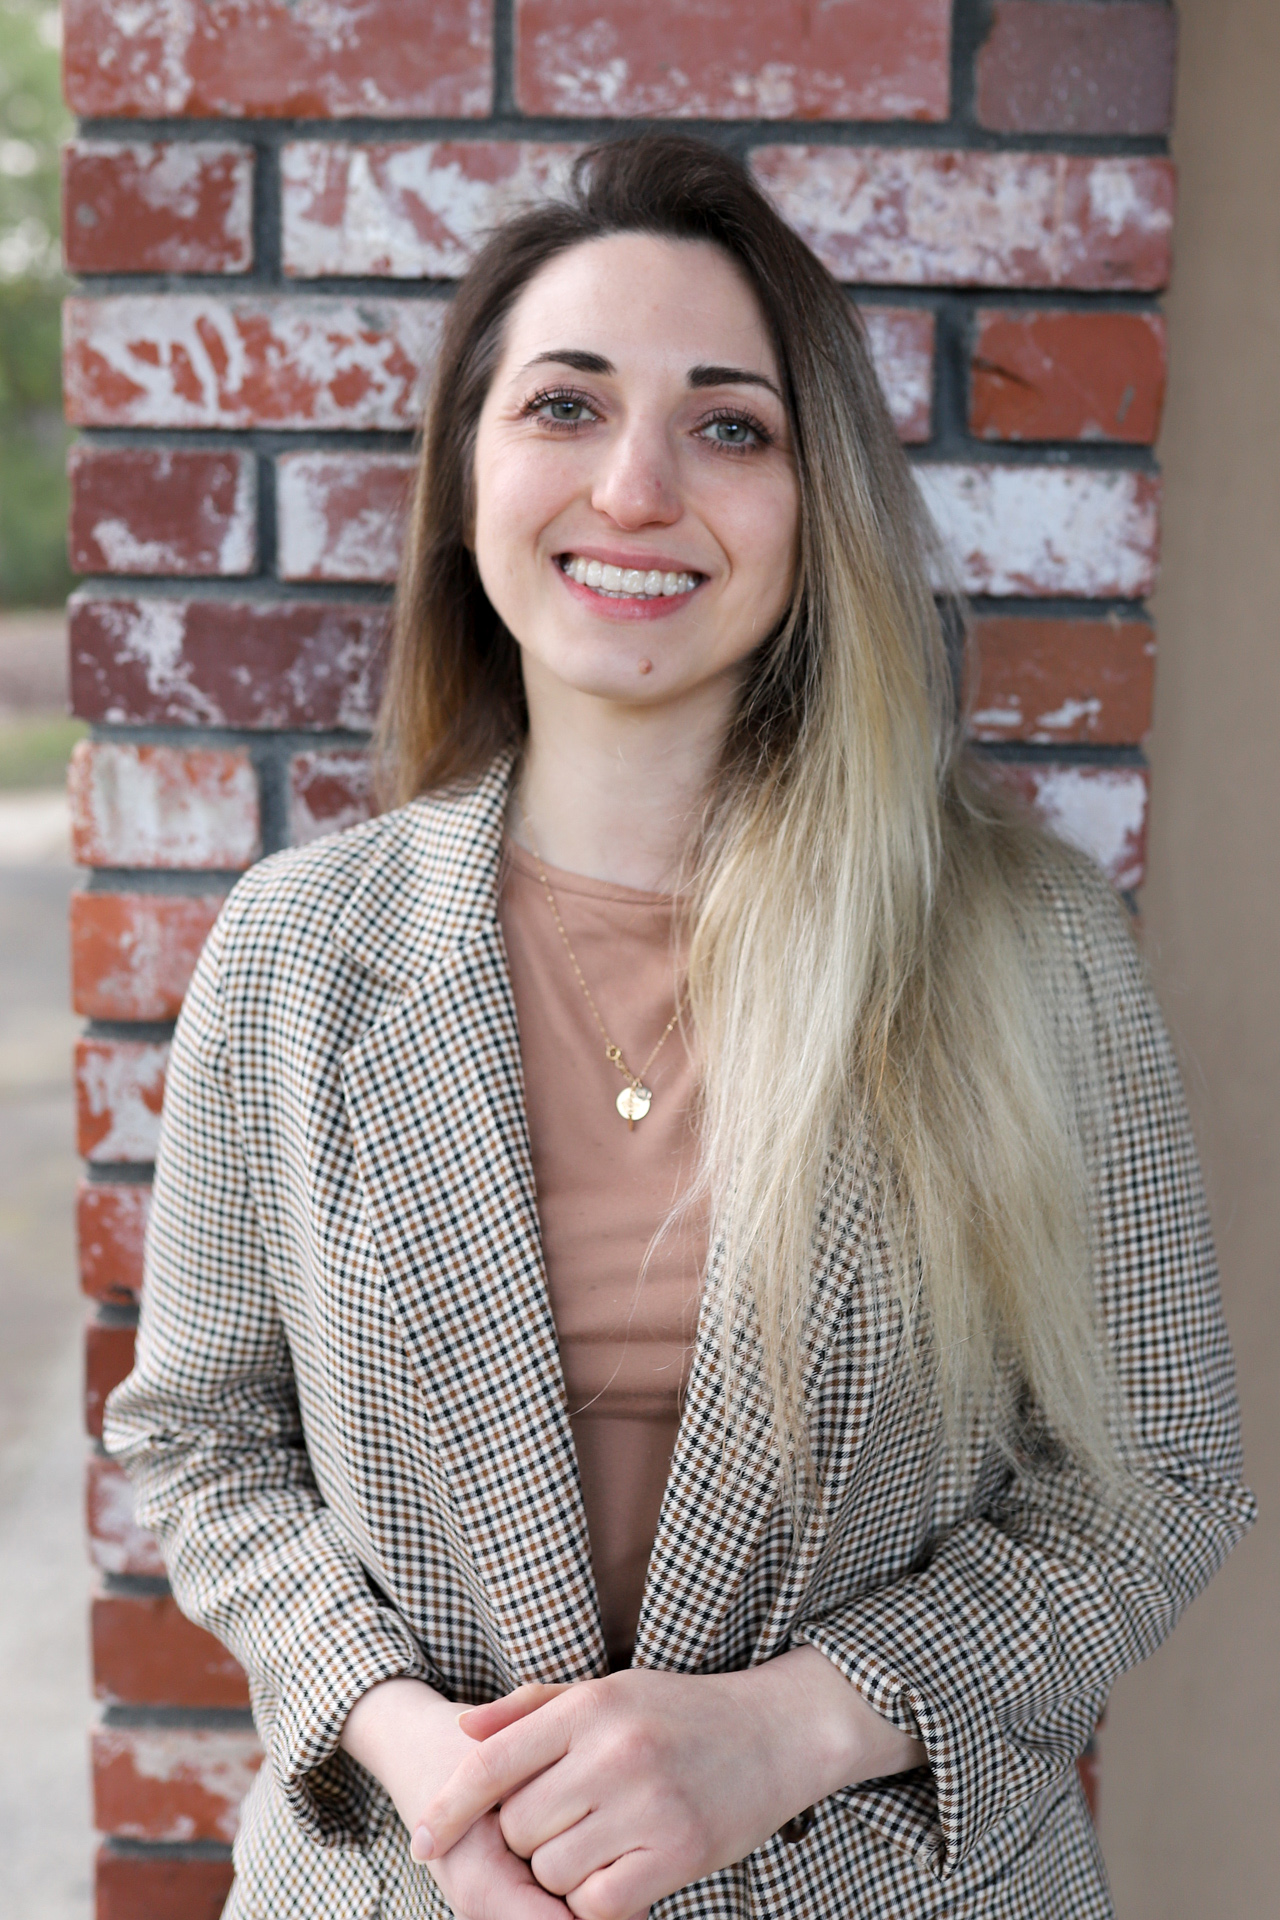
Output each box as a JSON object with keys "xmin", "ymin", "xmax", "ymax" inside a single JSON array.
[{"xmin": 616, "ymin": 1084, "xmax": 652, "ymax": 1127}]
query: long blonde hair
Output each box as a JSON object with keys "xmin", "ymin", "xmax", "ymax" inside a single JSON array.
[{"xmin": 377, "ymin": 134, "xmax": 1122, "ymax": 1499}]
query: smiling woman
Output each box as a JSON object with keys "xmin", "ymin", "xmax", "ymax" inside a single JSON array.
[{"xmin": 104, "ymin": 135, "xmax": 1253, "ymax": 1920}]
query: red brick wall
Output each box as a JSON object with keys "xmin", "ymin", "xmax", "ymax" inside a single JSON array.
[{"xmin": 64, "ymin": 1, "xmax": 1171, "ymax": 1907}]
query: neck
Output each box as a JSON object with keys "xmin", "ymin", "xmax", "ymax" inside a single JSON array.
[{"xmin": 512, "ymin": 659, "xmax": 735, "ymax": 891}]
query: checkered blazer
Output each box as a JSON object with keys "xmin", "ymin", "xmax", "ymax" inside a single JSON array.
[{"xmin": 105, "ymin": 752, "xmax": 1254, "ymax": 1920}]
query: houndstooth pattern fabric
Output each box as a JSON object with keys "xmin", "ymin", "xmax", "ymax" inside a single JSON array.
[{"xmin": 105, "ymin": 752, "xmax": 1255, "ymax": 1920}]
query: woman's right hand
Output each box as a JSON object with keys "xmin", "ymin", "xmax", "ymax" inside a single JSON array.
[{"xmin": 340, "ymin": 1677, "xmax": 571, "ymax": 1919}]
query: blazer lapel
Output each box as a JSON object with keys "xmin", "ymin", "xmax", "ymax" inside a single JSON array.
[
  {"xmin": 633, "ymin": 1149, "xmax": 887, "ymax": 1673},
  {"xmin": 336, "ymin": 759, "xmax": 607, "ymax": 1685}
]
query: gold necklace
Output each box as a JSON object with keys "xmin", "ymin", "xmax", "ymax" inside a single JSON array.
[{"xmin": 519, "ymin": 808, "xmax": 681, "ymax": 1129}]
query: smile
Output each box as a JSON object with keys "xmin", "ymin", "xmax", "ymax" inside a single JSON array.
[{"xmin": 558, "ymin": 554, "xmax": 701, "ymax": 599}]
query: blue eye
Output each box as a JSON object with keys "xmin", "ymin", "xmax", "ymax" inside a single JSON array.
[
  {"xmin": 705, "ymin": 419, "xmax": 753, "ymax": 444},
  {"xmin": 527, "ymin": 388, "xmax": 597, "ymax": 427}
]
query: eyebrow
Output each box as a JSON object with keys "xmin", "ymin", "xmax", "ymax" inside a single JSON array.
[{"xmin": 520, "ymin": 349, "xmax": 782, "ymax": 402}]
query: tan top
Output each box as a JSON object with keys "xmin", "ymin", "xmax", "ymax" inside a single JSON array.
[{"xmin": 497, "ymin": 840, "xmax": 707, "ymax": 1659}]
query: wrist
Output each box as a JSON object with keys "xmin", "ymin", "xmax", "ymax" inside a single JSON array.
[{"xmin": 749, "ymin": 1647, "xmax": 925, "ymax": 1806}]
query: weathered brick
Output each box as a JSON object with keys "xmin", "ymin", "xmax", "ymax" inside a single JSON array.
[
  {"xmin": 276, "ymin": 452, "xmax": 416, "ymax": 583},
  {"xmin": 752, "ymin": 149, "xmax": 1174, "ymax": 291},
  {"xmin": 971, "ymin": 311, "xmax": 1167, "ymax": 444},
  {"xmin": 69, "ymin": 742, "xmax": 261, "ymax": 871},
  {"xmin": 78, "ymin": 1180, "xmax": 151, "ymax": 1306},
  {"xmin": 966, "ymin": 615, "xmax": 1156, "ymax": 746},
  {"xmin": 86, "ymin": 1454, "xmax": 165, "ymax": 1577},
  {"xmin": 862, "ymin": 307, "xmax": 935, "ymax": 444},
  {"xmin": 93, "ymin": 1723, "xmax": 261, "ymax": 1844},
  {"xmin": 71, "ymin": 891, "xmax": 223, "ymax": 1022},
  {"xmin": 96, "ymin": 1848, "xmax": 234, "ymax": 1920},
  {"xmin": 85, "ymin": 1319, "xmax": 136, "ymax": 1440},
  {"xmin": 63, "ymin": 295, "xmax": 445, "ymax": 432},
  {"xmin": 916, "ymin": 465, "xmax": 1160, "ymax": 599},
  {"xmin": 289, "ymin": 750, "xmax": 375, "ymax": 847},
  {"xmin": 991, "ymin": 760, "xmax": 1149, "ymax": 892},
  {"xmin": 70, "ymin": 597, "xmax": 386, "ymax": 731},
  {"xmin": 94, "ymin": 1592, "xmax": 250, "ymax": 1707},
  {"xmin": 68, "ymin": 447, "xmax": 257, "ymax": 577},
  {"xmin": 977, "ymin": 1, "xmax": 1177, "ymax": 136},
  {"xmin": 282, "ymin": 140, "xmax": 580, "ymax": 279},
  {"xmin": 77, "ymin": 1039, "xmax": 169, "ymax": 1165},
  {"xmin": 515, "ymin": 0, "xmax": 950, "ymax": 120},
  {"xmin": 63, "ymin": 0, "xmax": 491, "ymax": 119},
  {"xmin": 62, "ymin": 141, "xmax": 253, "ymax": 276}
]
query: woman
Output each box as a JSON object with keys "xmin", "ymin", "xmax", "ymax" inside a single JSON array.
[{"xmin": 105, "ymin": 135, "xmax": 1253, "ymax": 1920}]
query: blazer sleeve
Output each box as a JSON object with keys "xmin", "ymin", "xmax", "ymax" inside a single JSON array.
[
  {"xmin": 103, "ymin": 901, "xmax": 441, "ymax": 1851},
  {"xmin": 791, "ymin": 875, "xmax": 1256, "ymax": 1881}
]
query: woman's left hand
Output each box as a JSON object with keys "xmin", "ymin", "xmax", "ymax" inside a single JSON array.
[{"xmin": 413, "ymin": 1648, "xmax": 924, "ymax": 1920}]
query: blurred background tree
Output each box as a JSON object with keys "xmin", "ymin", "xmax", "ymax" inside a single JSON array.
[{"xmin": 0, "ymin": 0, "xmax": 72, "ymax": 609}]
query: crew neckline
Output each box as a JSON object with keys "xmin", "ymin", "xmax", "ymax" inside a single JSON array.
[{"xmin": 503, "ymin": 836, "xmax": 676, "ymax": 908}]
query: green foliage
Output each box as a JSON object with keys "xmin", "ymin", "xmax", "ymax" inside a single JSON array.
[
  {"xmin": 0, "ymin": 0, "xmax": 73, "ymax": 609},
  {"xmin": 0, "ymin": 711, "xmax": 85, "ymax": 787}
]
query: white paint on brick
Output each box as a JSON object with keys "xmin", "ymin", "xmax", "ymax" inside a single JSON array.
[
  {"xmin": 69, "ymin": 741, "xmax": 260, "ymax": 869},
  {"xmin": 861, "ymin": 308, "xmax": 933, "ymax": 440},
  {"xmin": 915, "ymin": 464, "xmax": 1159, "ymax": 599},
  {"xmin": 752, "ymin": 148, "xmax": 1172, "ymax": 288},
  {"xmin": 282, "ymin": 140, "xmax": 579, "ymax": 278},
  {"xmin": 1021, "ymin": 765, "xmax": 1148, "ymax": 892},
  {"xmin": 64, "ymin": 295, "xmax": 446, "ymax": 431},
  {"xmin": 223, "ymin": 454, "xmax": 258, "ymax": 571},
  {"xmin": 85, "ymin": 599, "xmax": 225, "ymax": 725},
  {"xmin": 87, "ymin": 1459, "xmax": 166, "ymax": 1578},
  {"xmin": 94, "ymin": 1724, "xmax": 262, "ymax": 1843},
  {"xmin": 276, "ymin": 451, "xmax": 416, "ymax": 583},
  {"xmin": 78, "ymin": 1040, "xmax": 168, "ymax": 1162},
  {"xmin": 71, "ymin": 139, "xmax": 253, "ymax": 269},
  {"xmin": 288, "ymin": 750, "xmax": 374, "ymax": 847}
]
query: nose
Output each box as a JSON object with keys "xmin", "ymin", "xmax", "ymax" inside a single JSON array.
[{"xmin": 590, "ymin": 416, "xmax": 680, "ymax": 529}]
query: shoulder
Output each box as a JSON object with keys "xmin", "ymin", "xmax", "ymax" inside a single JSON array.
[{"xmin": 217, "ymin": 808, "xmax": 409, "ymax": 953}]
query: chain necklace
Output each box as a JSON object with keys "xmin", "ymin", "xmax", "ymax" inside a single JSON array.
[{"xmin": 519, "ymin": 807, "xmax": 681, "ymax": 1129}]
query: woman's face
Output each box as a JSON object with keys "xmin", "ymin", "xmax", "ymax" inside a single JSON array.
[{"xmin": 471, "ymin": 232, "xmax": 801, "ymax": 715}]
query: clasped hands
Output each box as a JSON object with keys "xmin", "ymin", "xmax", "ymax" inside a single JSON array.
[{"xmin": 341, "ymin": 1647, "xmax": 925, "ymax": 1920}]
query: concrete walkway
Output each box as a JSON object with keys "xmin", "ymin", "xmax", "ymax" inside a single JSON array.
[{"xmin": 0, "ymin": 792, "xmax": 94, "ymax": 1917}]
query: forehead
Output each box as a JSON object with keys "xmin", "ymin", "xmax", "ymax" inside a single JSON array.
[{"xmin": 496, "ymin": 232, "xmax": 779, "ymax": 379}]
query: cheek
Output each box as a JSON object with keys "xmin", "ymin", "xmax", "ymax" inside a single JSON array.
[{"xmin": 723, "ymin": 479, "xmax": 800, "ymax": 609}]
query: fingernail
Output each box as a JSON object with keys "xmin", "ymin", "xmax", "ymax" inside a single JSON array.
[{"xmin": 410, "ymin": 1826, "xmax": 435, "ymax": 1862}]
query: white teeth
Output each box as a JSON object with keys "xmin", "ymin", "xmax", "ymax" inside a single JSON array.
[{"xmin": 562, "ymin": 555, "xmax": 698, "ymax": 599}]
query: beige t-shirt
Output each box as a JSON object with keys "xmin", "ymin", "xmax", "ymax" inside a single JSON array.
[{"xmin": 497, "ymin": 841, "xmax": 707, "ymax": 1659}]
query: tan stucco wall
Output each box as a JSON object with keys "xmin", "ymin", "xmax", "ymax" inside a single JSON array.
[{"xmin": 1099, "ymin": 1, "xmax": 1279, "ymax": 1911}]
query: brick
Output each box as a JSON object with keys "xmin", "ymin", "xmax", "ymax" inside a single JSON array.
[
  {"xmin": 971, "ymin": 311, "xmax": 1166, "ymax": 445},
  {"xmin": 515, "ymin": 0, "xmax": 950, "ymax": 120},
  {"xmin": 86, "ymin": 1454, "xmax": 166, "ymax": 1576},
  {"xmin": 991, "ymin": 761, "xmax": 1149, "ymax": 892},
  {"xmin": 63, "ymin": 141, "xmax": 253, "ymax": 276},
  {"xmin": 71, "ymin": 892, "xmax": 223, "ymax": 1022},
  {"xmin": 85, "ymin": 1319, "xmax": 136, "ymax": 1440},
  {"xmin": 63, "ymin": 295, "xmax": 445, "ymax": 432},
  {"xmin": 77, "ymin": 1038, "xmax": 169, "ymax": 1165},
  {"xmin": 78, "ymin": 1179, "xmax": 151, "ymax": 1305},
  {"xmin": 966, "ymin": 616, "xmax": 1156, "ymax": 746},
  {"xmin": 93, "ymin": 1592, "xmax": 250, "ymax": 1707},
  {"xmin": 69, "ymin": 742, "xmax": 261, "ymax": 871},
  {"xmin": 276, "ymin": 452, "xmax": 416, "ymax": 583},
  {"xmin": 68, "ymin": 447, "xmax": 257, "ymax": 578},
  {"xmin": 70, "ymin": 597, "xmax": 386, "ymax": 731},
  {"xmin": 977, "ymin": 2, "xmax": 1177, "ymax": 137},
  {"xmin": 752, "ymin": 149, "xmax": 1174, "ymax": 291},
  {"xmin": 63, "ymin": 0, "xmax": 491, "ymax": 119},
  {"xmin": 282, "ymin": 140, "xmax": 580, "ymax": 279},
  {"xmin": 915, "ymin": 465, "xmax": 1160, "ymax": 600},
  {"xmin": 289, "ymin": 750, "xmax": 374, "ymax": 847},
  {"xmin": 861, "ymin": 307, "xmax": 934, "ymax": 444},
  {"xmin": 96, "ymin": 1848, "xmax": 234, "ymax": 1920},
  {"xmin": 93, "ymin": 1723, "xmax": 261, "ymax": 1843}
]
